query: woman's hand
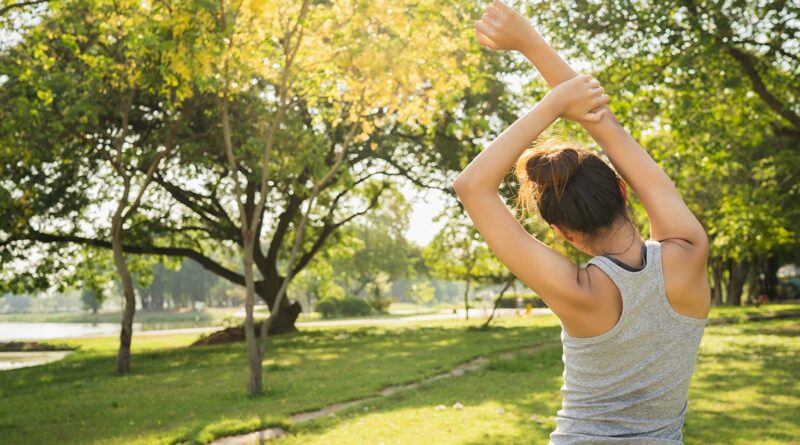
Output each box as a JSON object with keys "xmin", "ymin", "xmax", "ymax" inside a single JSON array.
[
  {"xmin": 544, "ymin": 74, "xmax": 610, "ymax": 123},
  {"xmin": 474, "ymin": 0, "xmax": 540, "ymax": 52}
]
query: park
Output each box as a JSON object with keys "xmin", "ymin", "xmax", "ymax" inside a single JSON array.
[{"xmin": 1, "ymin": 0, "xmax": 798, "ymax": 444}]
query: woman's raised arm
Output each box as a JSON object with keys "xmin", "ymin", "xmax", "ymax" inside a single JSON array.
[
  {"xmin": 453, "ymin": 75, "xmax": 609, "ymax": 315},
  {"xmin": 476, "ymin": 0, "xmax": 708, "ymax": 251}
]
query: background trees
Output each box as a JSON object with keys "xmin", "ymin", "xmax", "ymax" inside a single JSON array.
[
  {"xmin": 524, "ymin": 0, "xmax": 799, "ymax": 304},
  {"xmin": 0, "ymin": 0, "xmax": 797, "ymax": 391}
]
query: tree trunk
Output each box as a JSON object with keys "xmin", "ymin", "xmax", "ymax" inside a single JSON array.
[
  {"xmin": 152, "ymin": 291, "xmax": 164, "ymax": 310},
  {"xmin": 481, "ymin": 277, "xmax": 514, "ymax": 329},
  {"xmin": 242, "ymin": 238, "xmax": 262, "ymax": 396},
  {"xmin": 256, "ymin": 277, "xmax": 301, "ymax": 335},
  {"xmin": 112, "ymin": 209, "xmax": 136, "ymax": 375},
  {"xmin": 352, "ymin": 280, "xmax": 369, "ymax": 298},
  {"xmin": 710, "ymin": 257, "xmax": 724, "ymax": 306},
  {"xmin": 463, "ymin": 278, "xmax": 472, "ymax": 320},
  {"xmin": 725, "ymin": 257, "xmax": 750, "ymax": 306},
  {"xmin": 765, "ymin": 254, "xmax": 779, "ymax": 302}
]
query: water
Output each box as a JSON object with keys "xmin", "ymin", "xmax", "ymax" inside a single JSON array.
[
  {"xmin": 0, "ymin": 320, "xmax": 227, "ymax": 342},
  {"xmin": 0, "ymin": 321, "xmax": 223, "ymax": 371},
  {"xmin": 0, "ymin": 351, "xmax": 74, "ymax": 370},
  {"xmin": 0, "ymin": 322, "xmax": 122, "ymax": 342}
]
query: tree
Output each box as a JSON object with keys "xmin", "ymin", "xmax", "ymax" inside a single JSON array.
[
  {"xmin": 527, "ymin": 0, "xmax": 799, "ymax": 303},
  {"xmin": 0, "ymin": 0, "xmax": 525, "ymax": 348},
  {"xmin": 0, "ymin": 0, "xmax": 194, "ymax": 373},
  {"xmin": 423, "ymin": 206, "xmax": 509, "ymax": 319},
  {"xmin": 330, "ymin": 186, "xmax": 418, "ymax": 298}
]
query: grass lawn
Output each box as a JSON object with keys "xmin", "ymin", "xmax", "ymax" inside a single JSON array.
[{"xmin": 0, "ymin": 304, "xmax": 798, "ymax": 444}]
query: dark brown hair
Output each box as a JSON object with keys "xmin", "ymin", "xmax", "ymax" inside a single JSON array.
[{"xmin": 513, "ymin": 139, "xmax": 633, "ymax": 245}]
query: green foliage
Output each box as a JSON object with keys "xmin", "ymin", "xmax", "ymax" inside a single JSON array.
[
  {"xmin": 423, "ymin": 206, "xmax": 509, "ymax": 286},
  {"xmin": 365, "ymin": 293, "xmax": 392, "ymax": 314},
  {"xmin": 0, "ymin": 0, "xmax": 511, "ymax": 308},
  {"xmin": 409, "ymin": 282, "xmax": 435, "ymax": 305},
  {"xmin": 526, "ymin": 0, "xmax": 799, "ymax": 265},
  {"xmin": 493, "ymin": 292, "xmax": 547, "ymax": 309},
  {"xmin": 314, "ymin": 296, "xmax": 373, "ymax": 318},
  {"xmin": 338, "ymin": 297, "xmax": 372, "ymax": 317},
  {"xmin": 313, "ymin": 298, "xmax": 340, "ymax": 319},
  {"xmin": 80, "ymin": 287, "xmax": 104, "ymax": 313}
]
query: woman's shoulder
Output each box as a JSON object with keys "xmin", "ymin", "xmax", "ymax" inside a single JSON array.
[{"xmin": 657, "ymin": 238, "xmax": 711, "ymax": 320}]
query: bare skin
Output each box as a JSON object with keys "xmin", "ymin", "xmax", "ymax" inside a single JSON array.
[{"xmin": 456, "ymin": 0, "xmax": 710, "ymax": 339}]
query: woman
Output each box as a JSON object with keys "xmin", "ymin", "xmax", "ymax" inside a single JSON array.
[{"xmin": 453, "ymin": 1, "xmax": 711, "ymax": 443}]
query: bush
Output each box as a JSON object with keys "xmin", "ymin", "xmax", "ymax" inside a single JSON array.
[
  {"xmin": 315, "ymin": 297, "xmax": 373, "ymax": 318},
  {"xmin": 493, "ymin": 292, "xmax": 547, "ymax": 309},
  {"xmin": 338, "ymin": 297, "xmax": 372, "ymax": 316},
  {"xmin": 315, "ymin": 298, "xmax": 340, "ymax": 319},
  {"xmin": 366, "ymin": 294, "xmax": 392, "ymax": 313}
]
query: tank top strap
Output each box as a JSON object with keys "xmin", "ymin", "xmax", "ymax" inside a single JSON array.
[{"xmin": 585, "ymin": 239, "xmax": 660, "ymax": 306}]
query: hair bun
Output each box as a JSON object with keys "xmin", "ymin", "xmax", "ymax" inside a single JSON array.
[{"xmin": 524, "ymin": 146, "xmax": 583, "ymax": 192}]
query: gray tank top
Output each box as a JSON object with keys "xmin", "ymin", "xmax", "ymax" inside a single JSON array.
[{"xmin": 550, "ymin": 238, "xmax": 708, "ymax": 444}]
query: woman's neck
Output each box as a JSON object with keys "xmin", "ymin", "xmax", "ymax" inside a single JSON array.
[{"xmin": 592, "ymin": 221, "xmax": 645, "ymax": 266}]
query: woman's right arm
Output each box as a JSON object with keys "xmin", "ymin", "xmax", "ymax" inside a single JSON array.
[{"xmin": 476, "ymin": 0, "xmax": 708, "ymax": 251}]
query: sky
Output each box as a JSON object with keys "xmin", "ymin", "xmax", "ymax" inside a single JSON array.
[{"xmin": 400, "ymin": 183, "xmax": 450, "ymax": 247}]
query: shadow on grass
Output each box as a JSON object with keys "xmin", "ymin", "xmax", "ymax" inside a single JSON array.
[
  {"xmin": 684, "ymin": 322, "xmax": 800, "ymax": 444},
  {"xmin": 0, "ymin": 320, "xmax": 562, "ymax": 445},
  {"xmin": 270, "ymin": 344, "xmax": 565, "ymax": 445},
  {"xmin": 271, "ymin": 321, "xmax": 800, "ymax": 445}
]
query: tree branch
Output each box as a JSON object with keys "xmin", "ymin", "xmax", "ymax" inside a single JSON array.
[
  {"xmin": 0, "ymin": 0, "xmax": 47, "ymax": 17},
  {"xmin": 18, "ymin": 230, "xmax": 245, "ymax": 285}
]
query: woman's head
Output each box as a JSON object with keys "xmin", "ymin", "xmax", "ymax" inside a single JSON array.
[{"xmin": 513, "ymin": 139, "xmax": 634, "ymax": 253}]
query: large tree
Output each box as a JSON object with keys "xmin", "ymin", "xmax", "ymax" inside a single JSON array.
[
  {"xmin": 0, "ymin": 0, "xmax": 521, "ymax": 346},
  {"xmin": 526, "ymin": 0, "xmax": 799, "ymax": 303}
]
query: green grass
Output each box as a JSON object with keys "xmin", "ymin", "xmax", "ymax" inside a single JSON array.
[
  {"xmin": 0, "ymin": 315, "xmax": 560, "ymax": 444},
  {"xmin": 0, "ymin": 305, "xmax": 798, "ymax": 444},
  {"xmin": 271, "ymin": 316, "xmax": 800, "ymax": 445},
  {"xmin": 708, "ymin": 303, "xmax": 800, "ymax": 320}
]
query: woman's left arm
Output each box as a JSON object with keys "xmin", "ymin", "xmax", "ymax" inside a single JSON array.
[{"xmin": 453, "ymin": 74, "xmax": 608, "ymax": 313}]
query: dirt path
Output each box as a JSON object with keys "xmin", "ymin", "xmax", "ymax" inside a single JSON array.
[{"xmin": 209, "ymin": 340, "xmax": 561, "ymax": 445}]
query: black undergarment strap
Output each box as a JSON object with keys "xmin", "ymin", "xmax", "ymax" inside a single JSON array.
[{"xmin": 602, "ymin": 243, "xmax": 647, "ymax": 272}]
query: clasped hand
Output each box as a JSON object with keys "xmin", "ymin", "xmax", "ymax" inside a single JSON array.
[{"xmin": 475, "ymin": 0, "xmax": 610, "ymax": 123}]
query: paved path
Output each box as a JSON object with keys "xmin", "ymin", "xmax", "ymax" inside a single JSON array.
[
  {"xmin": 295, "ymin": 307, "xmax": 552, "ymax": 327},
  {"xmin": 142, "ymin": 308, "xmax": 552, "ymax": 336},
  {"xmin": 1, "ymin": 308, "xmax": 554, "ymax": 341}
]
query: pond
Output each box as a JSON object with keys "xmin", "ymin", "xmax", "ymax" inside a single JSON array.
[
  {"xmin": 0, "ymin": 321, "xmax": 218, "ymax": 342},
  {"xmin": 0, "ymin": 321, "xmax": 220, "ymax": 371},
  {"xmin": 0, "ymin": 350, "xmax": 74, "ymax": 371}
]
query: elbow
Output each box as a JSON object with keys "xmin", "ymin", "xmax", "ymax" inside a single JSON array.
[
  {"xmin": 452, "ymin": 175, "xmax": 474, "ymax": 196},
  {"xmin": 692, "ymin": 226, "xmax": 709, "ymax": 254},
  {"xmin": 454, "ymin": 173, "xmax": 496, "ymax": 199}
]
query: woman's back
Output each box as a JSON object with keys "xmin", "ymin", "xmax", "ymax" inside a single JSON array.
[{"xmin": 550, "ymin": 239, "xmax": 708, "ymax": 444}]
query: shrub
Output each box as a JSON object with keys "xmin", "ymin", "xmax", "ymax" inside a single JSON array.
[
  {"xmin": 493, "ymin": 292, "xmax": 547, "ymax": 309},
  {"xmin": 315, "ymin": 297, "xmax": 373, "ymax": 318},
  {"xmin": 338, "ymin": 297, "xmax": 372, "ymax": 317},
  {"xmin": 366, "ymin": 294, "xmax": 392, "ymax": 313},
  {"xmin": 315, "ymin": 298, "xmax": 340, "ymax": 319}
]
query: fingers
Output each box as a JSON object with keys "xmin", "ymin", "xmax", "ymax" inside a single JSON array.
[
  {"xmin": 492, "ymin": 0, "xmax": 510, "ymax": 13},
  {"xmin": 481, "ymin": 13, "xmax": 501, "ymax": 28},
  {"xmin": 475, "ymin": 30, "xmax": 498, "ymax": 49},
  {"xmin": 486, "ymin": 4, "xmax": 502, "ymax": 19},
  {"xmin": 583, "ymin": 109, "xmax": 607, "ymax": 123},
  {"xmin": 590, "ymin": 86, "xmax": 605, "ymax": 96},
  {"xmin": 475, "ymin": 20, "xmax": 497, "ymax": 39},
  {"xmin": 594, "ymin": 93, "xmax": 611, "ymax": 107}
]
